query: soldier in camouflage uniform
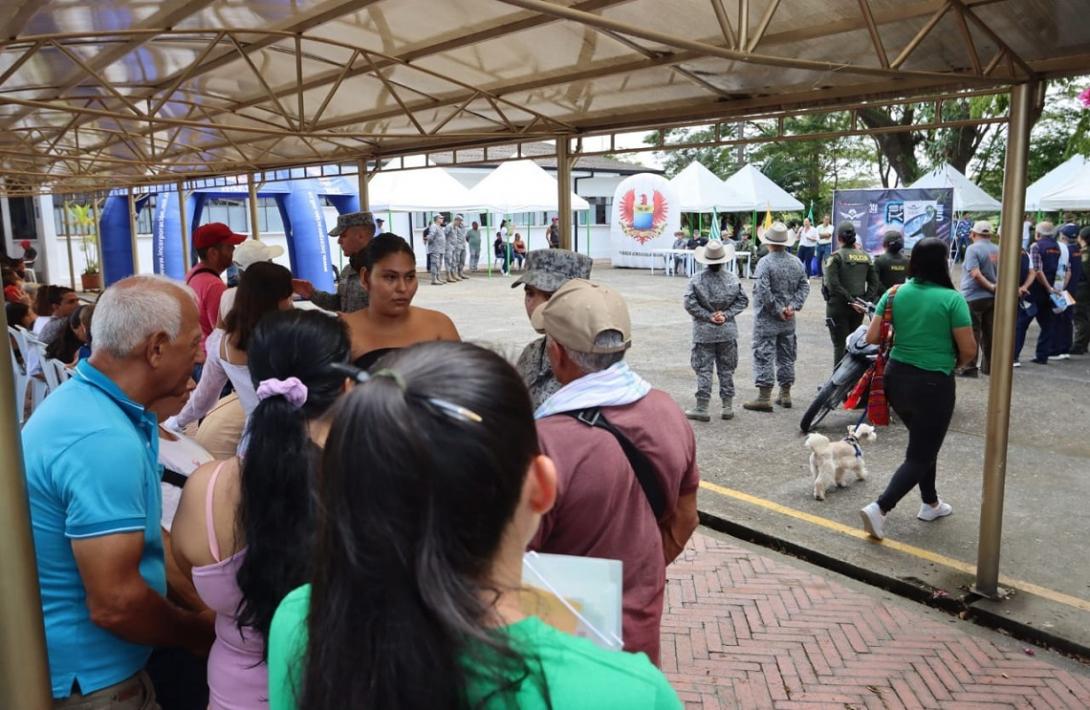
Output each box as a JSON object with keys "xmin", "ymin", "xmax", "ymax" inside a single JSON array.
[
  {"xmin": 445, "ymin": 214, "xmax": 469, "ymax": 281},
  {"xmin": 425, "ymin": 214, "xmax": 447, "ymax": 285},
  {"xmin": 743, "ymin": 222, "xmax": 810, "ymax": 413},
  {"xmin": 683, "ymin": 241, "xmax": 749, "ymax": 422},
  {"xmin": 513, "ymin": 249, "xmax": 593, "ymax": 408},
  {"xmin": 823, "ymin": 221, "xmax": 880, "ymax": 367}
]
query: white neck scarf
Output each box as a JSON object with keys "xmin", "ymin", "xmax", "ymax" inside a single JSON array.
[{"xmin": 535, "ymin": 361, "xmax": 651, "ymax": 420}]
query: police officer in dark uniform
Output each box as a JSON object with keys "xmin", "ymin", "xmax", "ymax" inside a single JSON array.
[
  {"xmin": 823, "ymin": 222, "xmax": 880, "ymax": 366},
  {"xmin": 874, "ymin": 229, "xmax": 909, "ymax": 295}
]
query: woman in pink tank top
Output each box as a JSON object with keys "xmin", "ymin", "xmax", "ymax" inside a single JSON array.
[{"xmin": 171, "ymin": 310, "xmax": 351, "ymax": 708}]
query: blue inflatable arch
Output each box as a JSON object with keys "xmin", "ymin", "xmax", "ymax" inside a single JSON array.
[{"xmin": 99, "ymin": 173, "xmax": 361, "ymax": 290}]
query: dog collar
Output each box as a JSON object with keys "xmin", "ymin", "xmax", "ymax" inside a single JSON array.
[{"xmin": 843, "ymin": 434, "xmax": 863, "ymax": 458}]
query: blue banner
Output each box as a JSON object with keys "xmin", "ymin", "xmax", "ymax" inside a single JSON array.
[{"xmin": 832, "ymin": 188, "xmax": 954, "ymax": 254}]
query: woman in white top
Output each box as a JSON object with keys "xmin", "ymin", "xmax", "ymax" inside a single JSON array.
[
  {"xmin": 815, "ymin": 214, "xmax": 835, "ymax": 278},
  {"xmin": 796, "ymin": 217, "xmax": 819, "ymax": 277},
  {"xmin": 165, "ymin": 262, "xmax": 295, "ymax": 443}
]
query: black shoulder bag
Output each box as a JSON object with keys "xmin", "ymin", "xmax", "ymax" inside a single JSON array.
[{"xmin": 561, "ymin": 407, "xmax": 667, "ymax": 520}]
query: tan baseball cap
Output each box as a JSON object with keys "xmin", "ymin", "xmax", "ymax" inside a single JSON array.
[{"xmin": 530, "ymin": 279, "xmax": 631, "ymax": 353}]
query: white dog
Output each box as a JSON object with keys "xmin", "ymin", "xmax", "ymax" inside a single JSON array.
[{"xmin": 805, "ymin": 423, "xmax": 877, "ymax": 501}]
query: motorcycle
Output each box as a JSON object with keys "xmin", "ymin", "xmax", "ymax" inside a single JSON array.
[{"xmin": 800, "ymin": 299, "xmax": 878, "ymax": 433}]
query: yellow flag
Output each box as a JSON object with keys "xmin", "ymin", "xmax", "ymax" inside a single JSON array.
[{"xmin": 763, "ymin": 204, "xmax": 773, "ymax": 231}]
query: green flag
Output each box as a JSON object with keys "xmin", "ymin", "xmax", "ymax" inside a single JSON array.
[
  {"xmin": 806, "ymin": 200, "xmax": 815, "ymax": 224},
  {"xmin": 710, "ymin": 209, "xmax": 720, "ymax": 240}
]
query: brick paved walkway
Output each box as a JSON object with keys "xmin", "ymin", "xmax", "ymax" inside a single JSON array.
[{"xmin": 663, "ymin": 534, "xmax": 1090, "ymax": 709}]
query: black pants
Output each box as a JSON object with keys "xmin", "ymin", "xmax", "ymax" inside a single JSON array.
[
  {"xmin": 827, "ymin": 304, "xmax": 864, "ymax": 367},
  {"xmin": 877, "ymin": 360, "xmax": 956, "ymax": 513}
]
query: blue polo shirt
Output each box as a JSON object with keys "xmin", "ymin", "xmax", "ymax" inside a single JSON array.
[{"xmin": 21, "ymin": 360, "xmax": 165, "ymax": 698}]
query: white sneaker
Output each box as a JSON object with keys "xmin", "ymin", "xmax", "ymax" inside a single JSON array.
[
  {"xmin": 1013, "ymin": 361, "xmax": 1021, "ymax": 368},
  {"xmin": 1048, "ymin": 354, "xmax": 1070, "ymax": 361},
  {"xmin": 917, "ymin": 500, "xmax": 953, "ymax": 521},
  {"xmin": 860, "ymin": 502, "xmax": 886, "ymax": 540}
]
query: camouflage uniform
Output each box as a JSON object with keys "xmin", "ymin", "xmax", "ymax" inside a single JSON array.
[
  {"xmin": 516, "ymin": 336, "xmax": 561, "ymax": 409},
  {"xmin": 445, "ymin": 220, "xmax": 468, "ymax": 278},
  {"xmin": 684, "ymin": 268, "xmax": 749, "ymax": 401},
  {"xmin": 512, "ymin": 249, "xmax": 593, "ymax": 408},
  {"xmin": 424, "ymin": 221, "xmax": 446, "ymax": 283},
  {"xmin": 751, "ymin": 251, "xmax": 809, "ymax": 387}
]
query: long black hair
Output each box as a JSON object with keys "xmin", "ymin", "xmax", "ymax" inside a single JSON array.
[
  {"xmin": 349, "ymin": 233, "xmax": 415, "ymax": 274},
  {"xmin": 223, "ymin": 261, "xmax": 293, "ymax": 351},
  {"xmin": 45, "ymin": 304, "xmax": 90, "ymax": 362},
  {"xmin": 235, "ymin": 309, "xmax": 350, "ymax": 658},
  {"xmin": 302, "ymin": 342, "xmax": 543, "ymax": 710},
  {"xmin": 907, "ymin": 237, "xmax": 955, "ymax": 289}
]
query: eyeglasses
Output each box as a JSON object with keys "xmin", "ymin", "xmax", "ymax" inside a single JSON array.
[{"xmin": 328, "ymin": 362, "xmax": 482, "ymax": 424}]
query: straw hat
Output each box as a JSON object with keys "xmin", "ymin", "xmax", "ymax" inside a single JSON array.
[
  {"xmin": 694, "ymin": 240, "xmax": 736, "ymax": 265},
  {"xmin": 759, "ymin": 221, "xmax": 796, "ymax": 247}
]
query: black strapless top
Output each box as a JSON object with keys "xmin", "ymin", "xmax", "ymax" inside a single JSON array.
[{"xmin": 354, "ymin": 347, "xmax": 400, "ymax": 372}]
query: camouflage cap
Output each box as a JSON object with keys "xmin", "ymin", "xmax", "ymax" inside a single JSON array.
[
  {"xmin": 328, "ymin": 211, "xmax": 375, "ymax": 237},
  {"xmin": 511, "ymin": 249, "xmax": 593, "ymax": 292}
]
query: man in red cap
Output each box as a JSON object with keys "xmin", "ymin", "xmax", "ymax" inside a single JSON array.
[{"xmin": 185, "ymin": 223, "xmax": 246, "ymax": 360}]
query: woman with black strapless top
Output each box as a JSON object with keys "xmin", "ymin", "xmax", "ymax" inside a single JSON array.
[{"xmin": 341, "ymin": 234, "xmax": 460, "ymax": 370}]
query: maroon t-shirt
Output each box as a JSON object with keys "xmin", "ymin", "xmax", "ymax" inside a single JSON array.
[{"xmin": 530, "ymin": 389, "xmax": 700, "ymax": 665}]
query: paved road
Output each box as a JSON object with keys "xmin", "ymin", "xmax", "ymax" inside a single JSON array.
[
  {"xmin": 415, "ymin": 262, "xmax": 1090, "ymax": 647},
  {"xmin": 665, "ymin": 531, "xmax": 1090, "ymax": 709}
]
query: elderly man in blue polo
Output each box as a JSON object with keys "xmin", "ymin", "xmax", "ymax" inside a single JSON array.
[
  {"xmin": 292, "ymin": 211, "xmax": 375, "ymax": 312},
  {"xmin": 21, "ymin": 275, "xmax": 215, "ymax": 707}
]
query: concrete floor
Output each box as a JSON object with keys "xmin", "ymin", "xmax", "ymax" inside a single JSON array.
[{"xmin": 414, "ymin": 262, "xmax": 1090, "ymax": 649}]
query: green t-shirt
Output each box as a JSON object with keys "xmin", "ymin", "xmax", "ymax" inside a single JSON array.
[
  {"xmin": 875, "ymin": 278, "xmax": 971, "ymax": 375},
  {"xmin": 267, "ymin": 585, "xmax": 682, "ymax": 710}
]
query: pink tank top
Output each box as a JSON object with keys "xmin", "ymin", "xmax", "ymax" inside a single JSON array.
[{"xmin": 191, "ymin": 462, "xmax": 268, "ymax": 709}]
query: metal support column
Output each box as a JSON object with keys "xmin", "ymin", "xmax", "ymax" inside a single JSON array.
[
  {"xmin": 176, "ymin": 181, "xmax": 190, "ymax": 269},
  {"xmin": 357, "ymin": 158, "xmax": 369, "ymax": 212},
  {"xmin": 61, "ymin": 199, "xmax": 76, "ymax": 290},
  {"xmin": 247, "ymin": 174, "xmax": 260, "ymax": 241},
  {"xmin": 557, "ymin": 137, "xmax": 573, "ymax": 250},
  {"xmin": 974, "ymin": 80, "xmax": 1036, "ymax": 599},
  {"xmin": 127, "ymin": 188, "xmax": 140, "ymax": 274},
  {"xmin": 0, "ymin": 307, "xmax": 52, "ymax": 707},
  {"xmin": 90, "ymin": 196, "xmax": 104, "ymax": 286}
]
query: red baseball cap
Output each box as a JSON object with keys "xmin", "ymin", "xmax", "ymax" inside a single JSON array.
[{"xmin": 193, "ymin": 222, "xmax": 246, "ymax": 250}]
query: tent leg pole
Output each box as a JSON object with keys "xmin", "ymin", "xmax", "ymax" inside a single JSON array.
[
  {"xmin": 248, "ymin": 174, "xmax": 260, "ymax": 241},
  {"xmin": 62, "ymin": 199, "xmax": 76, "ymax": 290},
  {"xmin": 0, "ymin": 307, "xmax": 52, "ymax": 707},
  {"xmin": 974, "ymin": 80, "xmax": 1035, "ymax": 600},
  {"xmin": 357, "ymin": 159, "xmax": 369, "ymax": 212},
  {"xmin": 557, "ymin": 137, "xmax": 573, "ymax": 250},
  {"xmin": 177, "ymin": 181, "xmax": 189, "ymax": 270},
  {"xmin": 128, "ymin": 188, "xmax": 140, "ymax": 275}
]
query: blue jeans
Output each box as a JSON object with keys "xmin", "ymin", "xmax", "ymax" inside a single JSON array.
[
  {"xmin": 797, "ymin": 245, "xmax": 816, "ymax": 276},
  {"xmin": 815, "ymin": 243, "xmax": 832, "ymax": 277},
  {"xmin": 1014, "ymin": 296, "xmax": 1054, "ymax": 362}
]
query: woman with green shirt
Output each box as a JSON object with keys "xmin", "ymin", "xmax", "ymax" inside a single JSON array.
[
  {"xmin": 266, "ymin": 342, "xmax": 681, "ymax": 710},
  {"xmin": 859, "ymin": 238, "xmax": 977, "ymax": 541}
]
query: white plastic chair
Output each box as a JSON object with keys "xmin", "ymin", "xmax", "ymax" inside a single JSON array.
[
  {"xmin": 40, "ymin": 358, "xmax": 71, "ymax": 394},
  {"xmin": 7, "ymin": 327, "xmax": 30, "ymax": 424}
]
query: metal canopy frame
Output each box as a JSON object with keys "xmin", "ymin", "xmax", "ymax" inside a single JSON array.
[{"xmin": 0, "ymin": 0, "xmax": 1086, "ymax": 197}]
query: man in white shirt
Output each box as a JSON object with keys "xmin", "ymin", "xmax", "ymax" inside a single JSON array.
[{"xmin": 815, "ymin": 215, "xmax": 835, "ymax": 278}]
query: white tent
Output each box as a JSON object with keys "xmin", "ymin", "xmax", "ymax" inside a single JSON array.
[
  {"xmin": 909, "ymin": 163, "xmax": 1001, "ymax": 212},
  {"xmin": 669, "ymin": 161, "xmax": 749, "ymax": 212},
  {"xmin": 368, "ymin": 167, "xmax": 480, "ymax": 212},
  {"xmin": 468, "ymin": 160, "xmax": 590, "ymax": 213},
  {"xmin": 721, "ymin": 164, "xmax": 805, "ymax": 212},
  {"xmin": 1038, "ymin": 161, "xmax": 1090, "ymax": 210},
  {"xmin": 1025, "ymin": 154, "xmax": 1090, "ymax": 211}
]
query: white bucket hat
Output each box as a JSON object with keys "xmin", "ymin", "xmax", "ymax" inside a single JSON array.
[
  {"xmin": 694, "ymin": 240, "xmax": 736, "ymax": 265},
  {"xmin": 233, "ymin": 239, "xmax": 285, "ymax": 270}
]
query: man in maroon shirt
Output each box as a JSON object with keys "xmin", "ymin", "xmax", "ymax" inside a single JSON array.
[
  {"xmin": 528, "ymin": 279, "xmax": 700, "ymax": 665},
  {"xmin": 185, "ymin": 223, "xmax": 246, "ymax": 360}
]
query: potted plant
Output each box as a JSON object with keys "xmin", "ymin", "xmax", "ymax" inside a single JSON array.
[
  {"xmin": 79, "ymin": 235, "xmax": 102, "ymax": 291},
  {"xmin": 68, "ymin": 203, "xmax": 103, "ymax": 291}
]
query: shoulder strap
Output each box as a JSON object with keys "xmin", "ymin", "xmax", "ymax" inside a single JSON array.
[
  {"xmin": 205, "ymin": 460, "xmax": 230, "ymax": 562},
  {"xmin": 561, "ymin": 408, "xmax": 667, "ymax": 520},
  {"xmin": 185, "ymin": 266, "xmax": 218, "ymax": 284}
]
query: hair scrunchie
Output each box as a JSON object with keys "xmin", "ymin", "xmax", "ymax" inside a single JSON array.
[{"xmin": 256, "ymin": 376, "xmax": 308, "ymax": 409}]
